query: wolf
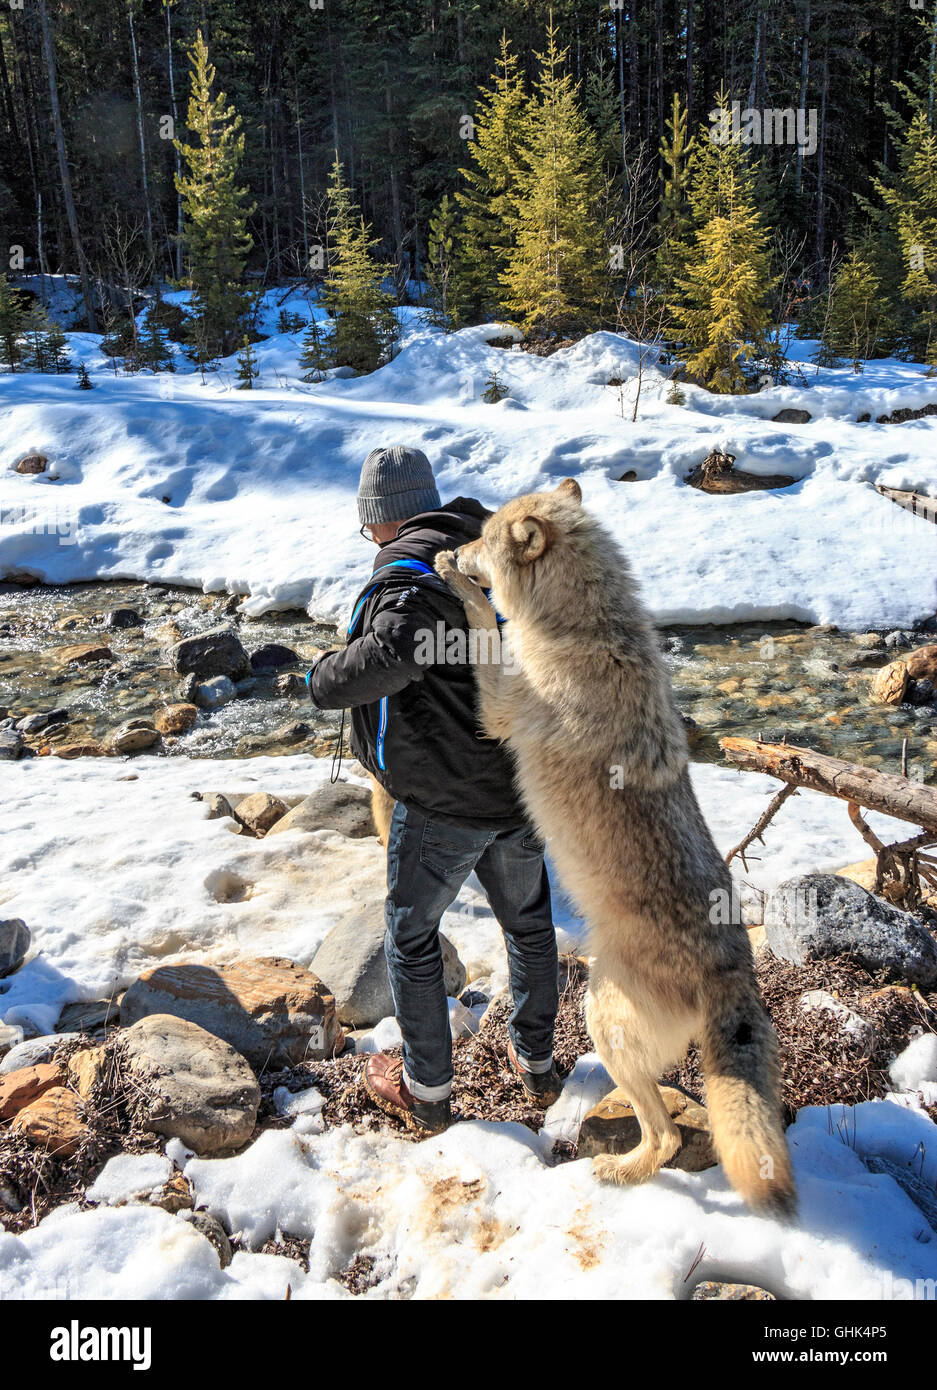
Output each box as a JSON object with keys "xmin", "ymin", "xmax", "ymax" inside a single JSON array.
[{"xmin": 434, "ymin": 478, "xmax": 796, "ymax": 1216}]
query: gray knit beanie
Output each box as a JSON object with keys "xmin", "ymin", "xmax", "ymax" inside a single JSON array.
[{"xmin": 357, "ymin": 445, "xmax": 440, "ymax": 525}]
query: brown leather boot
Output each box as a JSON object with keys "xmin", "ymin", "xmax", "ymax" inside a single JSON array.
[
  {"xmin": 362, "ymin": 1053, "xmax": 452, "ymax": 1136},
  {"xmin": 507, "ymin": 1039, "xmax": 562, "ymax": 1108}
]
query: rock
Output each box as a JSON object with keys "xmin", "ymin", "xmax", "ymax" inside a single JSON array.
[
  {"xmin": 120, "ymin": 957, "xmax": 344, "ymax": 1067},
  {"xmin": 0, "ymin": 728, "xmax": 24, "ymax": 760},
  {"xmin": 67, "ymin": 1046, "xmax": 108, "ymax": 1101},
  {"xmin": 104, "ymin": 607, "xmax": 141, "ymax": 629},
  {"xmin": 234, "ymin": 792, "xmax": 289, "ymax": 836},
  {"xmin": 853, "ymin": 632, "xmax": 885, "ymax": 649},
  {"xmin": 311, "ymin": 909, "xmax": 466, "ymax": 1027},
  {"xmin": 15, "ymin": 709, "xmax": 69, "ymax": 735},
  {"xmin": 234, "ymin": 677, "xmax": 257, "ymax": 698},
  {"xmin": 57, "ymin": 642, "xmax": 114, "ymax": 666},
  {"xmin": 798, "ymin": 990, "xmax": 876, "ymax": 1045},
  {"xmin": 178, "ymin": 1209, "xmax": 233, "ymax": 1266},
  {"xmin": 10, "ymin": 1087, "xmax": 89, "ymax": 1156},
  {"xmin": 177, "ymin": 673, "xmax": 199, "ymax": 702},
  {"xmin": 56, "ymin": 997, "xmax": 122, "ymax": 1033},
  {"xmin": 771, "ymin": 408, "xmax": 811, "ymax": 424},
  {"xmin": 195, "ymin": 675, "xmax": 237, "ymax": 709},
  {"xmin": 0, "ymin": 1062, "xmax": 66, "ymax": 1119},
  {"xmin": 907, "ymin": 678, "xmax": 936, "ymax": 707},
  {"xmin": 884, "ymin": 629, "xmax": 912, "ymax": 651},
  {"xmin": 202, "ymin": 793, "xmax": 235, "ymax": 821},
  {"xmin": 15, "ymin": 453, "xmax": 47, "ymax": 475},
  {"xmin": 906, "ymin": 644, "xmax": 937, "ymax": 683},
  {"xmin": 272, "ymin": 721, "xmax": 312, "ymax": 746},
  {"xmin": 275, "ymin": 673, "xmax": 306, "ymax": 697},
  {"xmin": 0, "ymin": 1023, "xmax": 24, "ymax": 1059},
  {"xmin": 265, "ymin": 780, "xmax": 377, "ymax": 839},
  {"xmin": 864, "ymin": 1155, "xmax": 937, "ymax": 1234},
  {"xmin": 691, "ymin": 1281, "xmax": 776, "ymax": 1301},
  {"xmin": 764, "ymin": 874, "xmax": 937, "ymax": 988},
  {"xmin": 151, "ymin": 1170, "xmax": 195, "ymax": 1213},
  {"xmin": 869, "ymin": 657, "xmax": 909, "ymax": 705},
  {"xmin": 0, "ymin": 918, "xmax": 30, "ymax": 977},
  {"xmin": 249, "ymin": 643, "xmax": 298, "ymax": 672},
  {"xmin": 110, "ymin": 722, "xmax": 161, "ymax": 755},
  {"xmin": 153, "ymin": 703, "xmax": 198, "ymax": 735},
  {"xmin": 53, "ymin": 741, "xmax": 108, "ymax": 759},
  {"xmin": 577, "ymin": 1085, "xmax": 716, "ymax": 1170},
  {"xmin": 1, "ymin": 1034, "xmax": 79, "ymax": 1073},
  {"xmin": 170, "ymin": 627, "xmax": 251, "ymax": 682},
  {"xmin": 120, "ymin": 1014, "xmax": 260, "ymax": 1155}
]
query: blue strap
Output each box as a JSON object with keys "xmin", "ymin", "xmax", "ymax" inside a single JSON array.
[{"xmin": 347, "ymin": 558, "xmax": 437, "ymax": 635}]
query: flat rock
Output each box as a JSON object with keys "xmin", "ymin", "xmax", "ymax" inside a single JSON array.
[
  {"xmin": 67, "ymin": 1045, "xmax": 109, "ymax": 1100},
  {"xmin": 691, "ymin": 1281, "xmax": 776, "ymax": 1301},
  {"xmin": 57, "ymin": 642, "xmax": 114, "ymax": 666},
  {"xmin": 120, "ymin": 956, "xmax": 344, "ymax": 1067},
  {"xmin": 0, "ymin": 918, "xmax": 30, "ymax": 977},
  {"xmin": 1, "ymin": 1033, "xmax": 79, "ymax": 1074},
  {"xmin": 121, "ymin": 1013, "xmax": 260, "ymax": 1155},
  {"xmin": 56, "ymin": 997, "xmax": 122, "ymax": 1033},
  {"xmin": 764, "ymin": 874, "xmax": 937, "ymax": 988},
  {"xmin": 0, "ymin": 1061, "xmax": 66, "ymax": 1119},
  {"xmin": 110, "ymin": 722, "xmax": 160, "ymax": 754},
  {"xmin": 53, "ymin": 741, "xmax": 108, "ymax": 759},
  {"xmin": 235, "ymin": 792, "xmax": 289, "ymax": 836},
  {"xmin": 266, "ymin": 780, "xmax": 376, "ymax": 839},
  {"xmin": 577, "ymin": 1085, "xmax": 716, "ymax": 1171},
  {"xmin": 312, "ymin": 909, "xmax": 466, "ymax": 1027},
  {"xmin": 153, "ymin": 703, "xmax": 198, "ymax": 736},
  {"xmin": 170, "ymin": 627, "xmax": 251, "ymax": 682},
  {"xmin": 11, "ymin": 1087, "xmax": 89, "ymax": 1156}
]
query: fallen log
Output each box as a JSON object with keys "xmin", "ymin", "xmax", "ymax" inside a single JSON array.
[
  {"xmin": 719, "ymin": 737, "xmax": 937, "ymax": 835},
  {"xmin": 685, "ymin": 450, "xmax": 795, "ymax": 494},
  {"xmin": 875, "ymin": 485, "xmax": 937, "ymax": 525}
]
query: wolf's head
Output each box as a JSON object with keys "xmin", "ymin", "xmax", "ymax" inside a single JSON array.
[{"xmin": 455, "ymin": 478, "xmax": 600, "ymax": 622}]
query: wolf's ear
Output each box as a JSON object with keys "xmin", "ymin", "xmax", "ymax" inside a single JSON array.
[
  {"xmin": 556, "ymin": 477, "xmax": 582, "ymax": 503},
  {"xmin": 510, "ymin": 515, "xmax": 552, "ymax": 563}
]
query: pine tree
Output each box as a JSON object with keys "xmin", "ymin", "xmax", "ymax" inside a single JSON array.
[
  {"xmin": 298, "ymin": 312, "xmax": 329, "ymax": 382},
  {"xmin": 44, "ymin": 320, "xmax": 72, "ymax": 373},
  {"xmin": 76, "ymin": 362, "xmax": 94, "ymax": 389},
  {"xmin": 140, "ymin": 313, "xmax": 174, "ymax": 372},
  {"xmin": 425, "ymin": 194, "xmax": 463, "ymax": 329},
  {"xmin": 454, "ymin": 34, "xmax": 531, "ymax": 323},
  {"xmin": 235, "ymin": 334, "xmax": 259, "ymax": 388},
  {"xmin": 656, "ymin": 93, "xmax": 695, "ymax": 298},
  {"xmin": 23, "ymin": 302, "xmax": 51, "ymax": 371},
  {"xmin": 321, "ymin": 157, "xmax": 397, "ymax": 373},
  {"xmin": 500, "ymin": 22, "xmax": 606, "ymax": 336},
  {"xmin": 174, "ymin": 30, "xmax": 255, "ymax": 360},
  {"xmin": 0, "ymin": 275, "xmax": 25, "ymax": 372},
  {"xmin": 873, "ymin": 101, "xmax": 937, "ymax": 363},
  {"xmin": 820, "ymin": 248, "xmax": 899, "ymax": 364}
]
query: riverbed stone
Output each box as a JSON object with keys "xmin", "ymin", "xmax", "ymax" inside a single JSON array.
[
  {"xmin": 311, "ymin": 908, "xmax": 465, "ymax": 1026},
  {"xmin": 11, "ymin": 1087, "xmax": 89, "ymax": 1156},
  {"xmin": 104, "ymin": 607, "xmax": 142, "ymax": 629},
  {"xmin": 764, "ymin": 874, "xmax": 937, "ymax": 987},
  {"xmin": 170, "ymin": 627, "xmax": 251, "ymax": 682},
  {"xmin": 67, "ymin": 1046, "xmax": 108, "ymax": 1101},
  {"xmin": 869, "ymin": 657, "xmax": 909, "ymax": 705},
  {"xmin": 195, "ymin": 675, "xmax": 237, "ymax": 709},
  {"xmin": 15, "ymin": 709, "xmax": 69, "ymax": 735},
  {"xmin": 121, "ymin": 1014, "xmax": 259, "ymax": 1155},
  {"xmin": 577, "ymin": 1085, "xmax": 716, "ymax": 1170},
  {"xmin": 57, "ymin": 642, "xmax": 114, "ymax": 666},
  {"xmin": 153, "ymin": 703, "xmax": 198, "ymax": 736},
  {"xmin": 0, "ymin": 728, "xmax": 24, "ymax": 760},
  {"xmin": 0, "ymin": 1061, "xmax": 65, "ymax": 1118},
  {"xmin": 0, "ymin": 1024, "xmax": 23, "ymax": 1059},
  {"xmin": 0, "ymin": 918, "xmax": 29, "ymax": 977},
  {"xmin": 266, "ymin": 781, "xmax": 376, "ymax": 840},
  {"xmin": 234, "ymin": 792, "xmax": 289, "ymax": 836},
  {"xmin": 249, "ymin": 643, "xmax": 298, "ymax": 672},
  {"xmin": 110, "ymin": 722, "xmax": 161, "ymax": 754},
  {"xmin": 120, "ymin": 957, "xmax": 344, "ymax": 1067},
  {"xmin": 906, "ymin": 644, "xmax": 937, "ymax": 683},
  {"xmin": 691, "ymin": 1282, "xmax": 776, "ymax": 1301},
  {"xmin": 202, "ymin": 793, "xmax": 235, "ymax": 821},
  {"xmin": 53, "ymin": 740, "xmax": 109, "ymax": 759}
]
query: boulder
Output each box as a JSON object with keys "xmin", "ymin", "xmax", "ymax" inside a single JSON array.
[
  {"xmin": 0, "ymin": 917, "xmax": 30, "ymax": 977},
  {"xmin": 121, "ymin": 1013, "xmax": 260, "ymax": 1155},
  {"xmin": 104, "ymin": 608, "xmax": 141, "ymax": 630},
  {"xmin": 266, "ymin": 780, "xmax": 377, "ymax": 839},
  {"xmin": 120, "ymin": 957, "xmax": 344, "ymax": 1066},
  {"xmin": 771, "ymin": 408, "xmax": 811, "ymax": 424},
  {"xmin": 0, "ymin": 1062, "xmax": 66, "ymax": 1119},
  {"xmin": 311, "ymin": 908, "xmax": 466, "ymax": 1027},
  {"xmin": 0, "ymin": 1023, "xmax": 23, "ymax": 1059},
  {"xmin": 1, "ymin": 1033, "xmax": 79, "ymax": 1074},
  {"xmin": 15, "ymin": 453, "xmax": 47, "ymax": 475},
  {"xmin": 0, "ymin": 728, "xmax": 24, "ymax": 760},
  {"xmin": 577, "ymin": 1085, "xmax": 716, "ymax": 1171},
  {"xmin": 234, "ymin": 791, "xmax": 289, "ymax": 836},
  {"xmin": 249, "ymin": 643, "xmax": 298, "ymax": 672},
  {"xmin": 170, "ymin": 627, "xmax": 251, "ymax": 682},
  {"xmin": 110, "ymin": 722, "xmax": 160, "ymax": 755},
  {"xmin": 57, "ymin": 642, "xmax": 114, "ymax": 666},
  {"xmin": 195, "ymin": 675, "xmax": 237, "ymax": 709},
  {"xmin": 153, "ymin": 703, "xmax": 198, "ymax": 736},
  {"xmin": 11, "ymin": 1087, "xmax": 89, "ymax": 1156},
  {"xmin": 764, "ymin": 874, "xmax": 937, "ymax": 988},
  {"xmin": 870, "ymin": 658, "xmax": 909, "ymax": 706},
  {"xmin": 906, "ymin": 644, "xmax": 937, "ymax": 683}
]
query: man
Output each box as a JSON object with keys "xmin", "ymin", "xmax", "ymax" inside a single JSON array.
[{"xmin": 307, "ymin": 445, "xmax": 560, "ymax": 1136}]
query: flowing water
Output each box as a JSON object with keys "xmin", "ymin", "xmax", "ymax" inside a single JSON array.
[{"xmin": 1, "ymin": 579, "xmax": 934, "ymax": 781}]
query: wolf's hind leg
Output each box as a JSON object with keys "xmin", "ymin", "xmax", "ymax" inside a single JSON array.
[{"xmin": 586, "ymin": 992, "xmax": 683, "ymax": 1186}]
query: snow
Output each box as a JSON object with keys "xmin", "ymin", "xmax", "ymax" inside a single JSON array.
[
  {"xmin": 86, "ymin": 1153, "xmax": 173, "ymax": 1206},
  {"xmin": 1, "ymin": 288, "xmax": 934, "ymax": 630},
  {"xmin": 889, "ymin": 1034, "xmax": 937, "ymax": 1107}
]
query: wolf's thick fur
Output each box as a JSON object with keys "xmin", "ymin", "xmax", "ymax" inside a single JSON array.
[
  {"xmin": 435, "ymin": 479, "xmax": 795, "ymax": 1216},
  {"xmin": 368, "ymin": 775, "xmax": 395, "ymax": 847}
]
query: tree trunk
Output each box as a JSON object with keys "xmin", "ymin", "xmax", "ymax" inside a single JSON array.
[
  {"xmin": 166, "ymin": 0, "xmax": 183, "ymax": 279},
  {"xmin": 815, "ymin": 27, "xmax": 829, "ymax": 264},
  {"xmin": 128, "ymin": 0, "xmax": 154, "ymax": 263},
  {"xmin": 35, "ymin": 0, "xmax": 96, "ymax": 330},
  {"xmin": 685, "ymin": 0, "xmax": 695, "ymax": 129},
  {"xmin": 795, "ymin": 0, "xmax": 810, "ymax": 196},
  {"xmin": 383, "ymin": 58, "xmax": 405, "ymax": 299},
  {"xmin": 719, "ymin": 738, "xmax": 937, "ymax": 834}
]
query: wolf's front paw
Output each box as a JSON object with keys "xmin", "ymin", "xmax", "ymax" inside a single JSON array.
[{"xmin": 434, "ymin": 549, "xmax": 459, "ymax": 582}]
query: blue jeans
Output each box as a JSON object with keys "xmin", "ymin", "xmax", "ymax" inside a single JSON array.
[{"xmin": 384, "ymin": 802, "xmax": 559, "ymax": 1099}]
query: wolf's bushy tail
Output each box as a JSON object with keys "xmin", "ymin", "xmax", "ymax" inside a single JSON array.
[{"xmin": 699, "ymin": 980, "xmax": 797, "ymax": 1218}]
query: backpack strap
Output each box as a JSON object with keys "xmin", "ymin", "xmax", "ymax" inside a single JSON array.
[{"xmin": 346, "ymin": 558, "xmax": 453, "ymax": 638}]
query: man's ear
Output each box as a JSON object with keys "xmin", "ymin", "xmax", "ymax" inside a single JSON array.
[
  {"xmin": 556, "ymin": 477, "xmax": 582, "ymax": 503},
  {"xmin": 509, "ymin": 515, "xmax": 552, "ymax": 563}
]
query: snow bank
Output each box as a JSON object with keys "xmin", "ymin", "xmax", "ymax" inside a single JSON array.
[{"xmin": 1, "ymin": 294, "xmax": 933, "ymax": 628}]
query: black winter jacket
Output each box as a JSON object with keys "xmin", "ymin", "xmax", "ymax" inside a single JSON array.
[{"xmin": 308, "ymin": 498, "xmax": 526, "ymax": 828}]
